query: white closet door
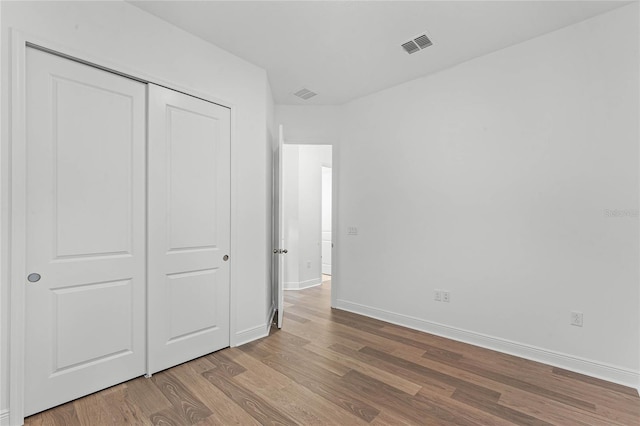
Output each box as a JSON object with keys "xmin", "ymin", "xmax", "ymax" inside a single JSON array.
[
  {"xmin": 148, "ymin": 85, "xmax": 231, "ymax": 374},
  {"xmin": 24, "ymin": 48, "xmax": 147, "ymax": 416}
]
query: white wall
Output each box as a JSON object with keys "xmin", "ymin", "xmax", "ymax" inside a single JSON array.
[
  {"xmin": 1, "ymin": 1, "xmax": 272, "ymax": 417},
  {"xmin": 283, "ymin": 145, "xmax": 332, "ymax": 289},
  {"xmin": 276, "ymin": 105, "xmax": 342, "ymax": 145},
  {"xmin": 283, "ymin": 145, "xmax": 301, "ymax": 286},
  {"xmin": 336, "ymin": 4, "xmax": 639, "ymax": 387}
]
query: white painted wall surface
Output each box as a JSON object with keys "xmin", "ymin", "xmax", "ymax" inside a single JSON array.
[
  {"xmin": 337, "ymin": 4, "xmax": 640, "ymax": 385},
  {"xmin": 283, "ymin": 145, "xmax": 332, "ymax": 289},
  {"xmin": 1, "ymin": 1, "xmax": 272, "ymax": 415},
  {"xmin": 283, "ymin": 145, "xmax": 301, "ymax": 286},
  {"xmin": 336, "ymin": 4, "xmax": 639, "ymax": 386},
  {"xmin": 275, "ymin": 105, "xmax": 342, "ymax": 145}
]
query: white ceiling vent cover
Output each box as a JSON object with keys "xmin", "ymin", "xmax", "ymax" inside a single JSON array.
[
  {"xmin": 402, "ymin": 33, "xmax": 433, "ymax": 54},
  {"xmin": 293, "ymin": 88, "xmax": 317, "ymax": 100}
]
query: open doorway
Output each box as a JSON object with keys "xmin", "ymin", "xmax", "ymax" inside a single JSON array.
[{"xmin": 282, "ymin": 144, "xmax": 332, "ymax": 296}]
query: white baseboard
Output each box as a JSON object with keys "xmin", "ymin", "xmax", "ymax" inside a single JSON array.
[
  {"xmin": 336, "ymin": 299, "xmax": 640, "ymax": 392},
  {"xmin": 232, "ymin": 304, "xmax": 276, "ymax": 347},
  {"xmin": 234, "ymin": 323, "xmax": 269, "ymax": 347},
  {"xmin": 0, "ymin": 409, "xmax": 9, "ymax": 426},
  {"xmin": 284, "ymin": 277, "xmax": 322, "ymax": 291}
]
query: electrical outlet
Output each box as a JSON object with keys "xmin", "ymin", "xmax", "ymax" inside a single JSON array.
[
  {"xmin": 306, "ymin": 261, "xmax": 311, "ymax": 268},
  {"xmin": 434, "ymin": 290, "xmax": 442, "ymax": 301},
  {"xmin": 571, "ymin": 311, "xmax": 583, "ymax": 327},
  {"xmin": 443, "ymin": 291, "xmax": 451, "ymax": 303}
]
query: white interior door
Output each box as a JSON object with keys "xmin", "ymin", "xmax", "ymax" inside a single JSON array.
[
  {"xmin": 274, "ymin": 125, "xmax": 286, "ymax": 328},
  {"xmin": 321, "ymin": 166, "xmax": 332, "ymax": 275},
  {"xmin": 24, "ymin": 48, "xmax": 147, "ymax": 416},
  {"xmin": 147, "ymin": 84, "xmax": 231, "ymax": 374}
]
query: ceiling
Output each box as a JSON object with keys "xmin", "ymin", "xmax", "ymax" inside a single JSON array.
[{"xmin": 129, "ymin": 1, "xmax": 631, "ymax": 105}]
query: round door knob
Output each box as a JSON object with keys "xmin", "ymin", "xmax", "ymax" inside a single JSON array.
[
  {"xmin": 273, "ymin": 249, "xmax": 278, "ymax": 254},
  {"xmin": 283, "ymin": 249, "xmax": 288, "ymax": 254},
  {"xmin": 27, "ymin": 273, "xmax": 41, "ymax": 283},
  {"xmin": 223, "ymin": 255, "xmax": 229, "ymax": 261}
]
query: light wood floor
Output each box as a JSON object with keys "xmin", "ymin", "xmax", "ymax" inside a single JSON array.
[{"xmin": 26, "ymin": 279, "xmax": 639, "ymax": 425}]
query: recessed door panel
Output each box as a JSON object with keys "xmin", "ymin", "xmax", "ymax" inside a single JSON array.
[
  {"xmin": 148, "ymin": 84, "xmax": 230, "ymax": 374},
  {"xmin": 53, "ymin": 78, "xmax": 133, "ymax": 258},
  {"xmin": 53, "ymin": 279, "xmax": 133, "ymax": 370},
  {"xmin": 168, "ymin": 107, "xmax": 219, "ymax": 251},
  {"xmin": 24, "ymin": 48, "xmax": 146, "ymax": 416},
  {"xmin": 167, "ymin": 269, "xmax": 219, "ymax": 341}
]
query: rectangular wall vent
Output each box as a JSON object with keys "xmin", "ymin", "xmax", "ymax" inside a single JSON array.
[
  {"xmin": 293, "ymin": 88, "xmax": 317, "ymax": 100},
  {"xmin": 402, "ymin": 33, "xmax": 433, "ymax": 54}
]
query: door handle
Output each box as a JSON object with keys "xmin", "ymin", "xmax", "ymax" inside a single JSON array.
[
  {"xmin": 282, "ymin": 249, "xmax": 288, "ymax": 254},
  {"xmin": 27, "ymin": 273, "xmax": 41, "ymax": 283}
]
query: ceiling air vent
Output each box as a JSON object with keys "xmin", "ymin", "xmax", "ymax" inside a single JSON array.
[
  {"xmin": 401, "ymin": 40, "xmax": 420, "ymax": 55},
  {"xmin": 293, "ymin": 88, "xmax": 317, "ymax": 100},
  {"xmin": 402, "ymin": 33, "xmax": 433, "ymax": 54}
]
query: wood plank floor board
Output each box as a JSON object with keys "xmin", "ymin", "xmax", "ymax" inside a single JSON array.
[
  {"xmin": 419, "ymin": 350, "xmax": 597, "ymax": 412},
  {"xmin": 240, "ymin": 339, "xmax": 381, "ymax": 423},
  {"xmin": 451, "ymin": 388, "xmax": 552, "ymax": 426},
  {"xmin": 98, "ymin": 384, "xmax": 151, "ymax": 426},
  {"xmin": 339, "ymin": 369, "xmax": 478, "ymax": 426},
  {"xmin": 259, "ymin": 331, "xmax": 352, "ymax": 377},
  {"xmin": 306, "ymin": 342, "xmax": 424, "ymax": 396},
  {"xmin": 201, "ymin": 369, "xmax": 298, "ymax": 426},
  {"xmin": 125, "ymin": 375, "xmax": 174, "ymax": 419},
  {"xmin": 205, "ymin": 352, "xmax": 248, "ymax": 378},
  {"xmin": 401, "ymin": 347, "xmax": 635, "ymax": 426},
  {"xmin": 169, "ymin": 360, "xmax": 248, "ymax": 421},
  {"xmin": 25, "ymin": 279, "xmax": 640, "ymax": 425},
  {"xmin": 282, "ymin": 311, "xmax": 310, "ymax": 324},
  {"xmin": 25, "ymin": 401, "xmax": 82, "ymax": 426},
  {"xmin": 180, "ymin": 364, "xmax": 262, "ymax": 426},
  {"xmin": 413, "ymin": 383, "xmax": 515, "ymax": 426},
  {"xmin": 336, "ymin": 343, "xmax": 505, "ymax": 400},
  {"xmin": 151, "ymin": 370, "xmax": 213, "ymax": 425},
  {"xmin": 280, "ymin": 315, "xmax": 366, "ymax": 352},
  {"xmin": 72, "ymin": 392, "xmax": 113, "ymax": 425},
  {"xmin": 389, "ymin": 339, "xmax": 599, "ymax": 414},
  {"xmin": 148, "ymin": 408, "xmax": 189, "ymax": 426},
  {"xmin": 496, "ymin": 387, "xmax": 630, "ymax": 426}
]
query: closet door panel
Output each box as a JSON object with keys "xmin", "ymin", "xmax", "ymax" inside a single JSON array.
[
  {"xmin": 148, "ymin": 85, "xmax": 231, "ymax": 374},
  {"xmin": 24, "ymin": 47, "xmax": 146, "ymax": 416}
]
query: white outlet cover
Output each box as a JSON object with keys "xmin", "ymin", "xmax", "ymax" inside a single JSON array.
[{"xmin": 571, "ymin": 311, "xmax": 583, "ymax": 327}]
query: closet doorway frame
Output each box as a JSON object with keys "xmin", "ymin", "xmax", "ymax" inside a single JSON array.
[{"xmin": 6, "ymin": 30, "xmax": 239, "ymax": 426}]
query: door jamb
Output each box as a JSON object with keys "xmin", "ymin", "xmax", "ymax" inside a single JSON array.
[{"xmin": 6, "ymin": 29, "xmax": 238, "ymax": 425}]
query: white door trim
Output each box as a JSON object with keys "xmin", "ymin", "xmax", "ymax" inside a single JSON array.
[
  {"xmin": 330, "ymin": 143, "xmax": 339, "ymax": 309},
  {"xmin": 5, "ymin": 29, "xmax": 238, "ymax": 425}
]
